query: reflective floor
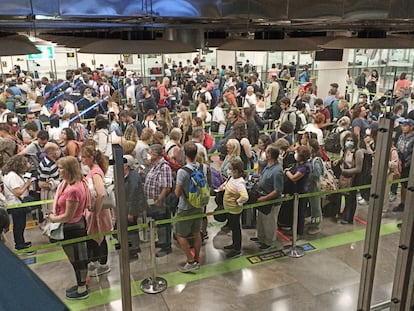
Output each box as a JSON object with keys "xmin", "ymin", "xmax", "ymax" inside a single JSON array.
[{"xmin": 4, "ymin": 197, "xmax": 403, "ymax": 311}]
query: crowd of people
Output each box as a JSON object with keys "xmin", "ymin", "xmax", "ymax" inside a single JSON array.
[{"xmin": 0, "ymin": 61, "xmax": 413, "ymax": 300}]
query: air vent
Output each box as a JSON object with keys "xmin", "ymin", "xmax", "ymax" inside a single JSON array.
[
  {"xmin": 254, "ymin": 31, "xmax": 284, "ymax": 40},
  {"xmin": 358, "ymin": 30, "xmax": 386, "ymax": 38}
]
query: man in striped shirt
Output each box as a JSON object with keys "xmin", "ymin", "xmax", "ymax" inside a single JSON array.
[{"xmin": 38, "ymin": 142, "xmax": 61, "ymax": 217}]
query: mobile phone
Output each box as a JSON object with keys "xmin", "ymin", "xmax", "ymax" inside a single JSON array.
[
  {"xmin": 24, "ymin": 172, "xmax": 32, "ymax": 179},
  {"xmin": 147, "ymin": 199, "xmax": 155, "ymax": 205}
]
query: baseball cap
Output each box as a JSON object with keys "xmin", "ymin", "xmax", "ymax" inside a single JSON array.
[
  {"xmin": 123, "ymin": 155, "xmax": 136, "ymax": 168},
  {"xmin": 400, "ymin": 118, "xmax": 414, "ymax": 127}
]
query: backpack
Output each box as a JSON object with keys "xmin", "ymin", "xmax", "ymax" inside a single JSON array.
[
  {"xmin": 163, "ymin": 144, "xmax": 181, "ymax": 172},
  {"xmin": 182, "ymin": 165, "xmax": 210, "ymax": 208},
  {"xmin": 324, "ymin": 129, "xmax": 348, "ymax": 154},
  {"xmin": 102, "ymin": 177, "xmax": 116, "ymax": 209},
  {"xmin": 151, "ymin": 87, "xmax": 160, "ymax": 105},
  {"xmin": 204, "ymin": 132, "xmax": 214, "ymax": 151},
  {"xmin": 353, "ymin": 150, "xmax": 373, "ymax": 187}
]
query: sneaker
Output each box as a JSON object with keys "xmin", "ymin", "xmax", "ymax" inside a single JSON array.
[
  {"xmin": 202, "ymin": 232, "xmax": 209, "ymax": 240},
  {"xmin": 15, "ymin": 245, "xmax": 36, "ymax": 255},
  {"xmin": 250, "ymin": 237, "xmax": 260, "ymax": 243},
  {"xmin": 392, "ymin": 203, "xmax": 404, "ymax": 212},
  {"xmin": 89, "ymin": 264, "xmax": 110, "ymax": 277},
  {"xmin": 65, "ymin": 289, "xmax": 89, "ymax": 300},
  {"xmin": 223, "ymin": 244, "xmax": 234, "ymax": 250},
  {"xmin": 307, "ymin": 226, "xmax": 321, "ymax": 235},
  {"xmin": 339, "ymin": 219, "xmax": 353, "ymax": 225},
  {"xmin": 226, "ymin": 250, "xmax": 241, "ymax": 259},
  {"xmin": 156, "ymin": 248, "xmax": 172, "ymax": 257},
  {"xmin": 259, "ymin": 243, "xmax": 272, "ymax": 250},
  {"xmin": 178, "ymin": 261, "xmax": 200, "ymax": 273},
  {"xmin": 88, "ymin": 261, "xmax": 98, "ymax": 271},
  {"xmin": 389, "ymin": 193, "xmax": 397, "ymax": 202},
  {"xmin": 66, "ymin": 285, "xmax": 89, "ymax": 296},
  {"xmin": 25, "ymin": 241, "xmax": 32, "ymax": 247}
]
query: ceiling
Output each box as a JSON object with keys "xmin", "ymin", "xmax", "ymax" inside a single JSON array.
[{"xmin": 1, "ymin": 0, "xmax": 414, "ymax": 49}]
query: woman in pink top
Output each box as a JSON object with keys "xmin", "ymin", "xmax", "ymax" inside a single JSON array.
[
  {"xmin": 81, "ymin": 144, "xmax": 113, "ymax": 278},
  {"xmin": 48, "ymin": 156, "xmax": 91, "ymax": 300}
]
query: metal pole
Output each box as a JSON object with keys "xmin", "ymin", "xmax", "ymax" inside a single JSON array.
[
  {"xmin": 390, "ymin": 146, "xmax": 414, "ymax": 311},
  {"xmin": 140, "ymin": 220, "xmax": 168, "ymax": 294},
  {"xmin": 357, "ymin": 116, "xmax": 393, "ymax": 311},
  {"xmin": 283, "ymin": 193, "xmax": 304, "ymax": 258},
  {"xmin": 112, "ymin": 142, "xmax": 132, "ymax": 311}
]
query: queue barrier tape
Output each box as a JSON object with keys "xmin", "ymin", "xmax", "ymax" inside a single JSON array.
[{"xmin": 11, "ymin": 177, "xmax": 408, "ymax": 255}]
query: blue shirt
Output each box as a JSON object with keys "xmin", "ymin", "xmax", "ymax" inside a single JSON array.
[{"xmin": 257, "ymin": 162, "xmax": 284, "ymax": 202}]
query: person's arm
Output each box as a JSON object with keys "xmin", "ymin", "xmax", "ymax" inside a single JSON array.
[
  {"xmin": 241, "ymin": 138, "xmax": 252, "ymax": 158},
  {"xmin": 257, "ymin": 189, "xmax": 280, "ymax": 202},
  {"xmin": 285, "ymin": 167, "xmax": 305, "ymax": 182},
  {"xmin": 155, "ymin": 187, "xmax": 171, "ymax": 206},
  {"xmin": 11, "ymin": 179, "xmax": 32, "ymax": 197},
  {"xmin": 342, "ymin": 149, "xmax": 364, "ymax": 175},
  {"xmin": 92, "ymin": 174, "xmax": 105, "ymax": 213},
  {"xmin": 49, "ymin": 200, "xmax": 78, "ymax": 223}
]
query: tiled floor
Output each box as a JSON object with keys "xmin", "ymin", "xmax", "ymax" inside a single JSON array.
[{"xmin": 4, "ymin": 197, "xmax": 404, "ymax": 311}]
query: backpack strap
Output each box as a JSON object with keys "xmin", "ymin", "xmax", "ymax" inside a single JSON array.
[{"xmin": 166, "ymin": 144, "xmax": 177, "ymax": 155}]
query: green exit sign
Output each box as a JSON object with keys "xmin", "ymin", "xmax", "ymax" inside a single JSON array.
[{"xmin": 28, "ymin": 46, "xmax": 54, "ymax": 60}]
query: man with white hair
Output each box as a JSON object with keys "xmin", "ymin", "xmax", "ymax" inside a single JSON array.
[{"xmin": 244, "ymin": 85, "xmax": 257, "ymax": 108}]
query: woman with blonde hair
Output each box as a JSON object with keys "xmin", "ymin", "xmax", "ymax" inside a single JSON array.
[
  {"xmin": 180, "ymin": 110, "xmax": 193, "ymax": 144},
  {"xmin": 48, "ymin": 156, "xmax": 91, "ymax": 299},
  {"xmin": 157, "ymin": 107, "xmax": 173, "ymax": 132},
  {"xmin": 221, "ymin": 138, "xmax": 241, "ymax": 180},
  {"xmin": 80, "ymin": 144, "xmax": 112, "ymax": 278}
]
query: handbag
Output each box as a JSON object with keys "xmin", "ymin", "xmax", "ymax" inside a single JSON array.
[
  {"xmin": 338, "ymin": 174, "xmax": 353, "ymax": 191},
  {"xmin": 319, "ymin": 162, "xmax": 338, "ymax": 192},
  {"xmin": 43, "ymin": 221, "xmax": 64, "ymax": 241},
  {"xmin": 213, "ymin": 204, "xmax": 227, "ymax": 222},
  {"xmin": 247, "ymin": 184, "xmax": 273, "ymax": 215},
  {"xmin": 210, "ymin": 121, "xmax": 220, "ymax": 133}
]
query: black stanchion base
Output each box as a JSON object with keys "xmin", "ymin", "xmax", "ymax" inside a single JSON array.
[{"xmin": 140, "ymin": 277, "xmax": 168, "ymax": 294}]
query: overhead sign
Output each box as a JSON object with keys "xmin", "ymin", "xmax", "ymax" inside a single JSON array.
[{"xmin": 28, "ymin": 46, "xmax": 54, "ymax": 60}]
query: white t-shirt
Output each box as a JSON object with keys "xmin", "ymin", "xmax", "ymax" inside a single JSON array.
[
  {"xmin": 304, "ymin": 123, "xmax": 324, "ymax": 146},
  {"xmin": 63, "ymin": 101, "xmax": 75, "ymax": 114},
  {"xmin": 212, "ymin": 106, "xmax": 226, "ymax": 134},
  {"xmin": 244, "ymin": 93, "xmax": 257, "ymax": 107},
  {"xmin": 126, "ymin": 84, "xmax": 136, "ymax": 105},
  {"xmin": 48, "ymin": 127, "xmax": 62, "ymax": 142},
  {"xmin": 3, "ymin": 171, "xmax": 28, "ymax": 205}
]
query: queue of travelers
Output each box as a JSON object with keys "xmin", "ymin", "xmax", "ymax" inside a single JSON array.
[{"xmin": 0, "ymin": 62, "xmax": 413, "ymax": 300}]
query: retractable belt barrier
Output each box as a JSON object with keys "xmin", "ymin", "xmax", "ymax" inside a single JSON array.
[{"xmin": 11, "ymin": 177, "xmax": 408, "ymax": 255}]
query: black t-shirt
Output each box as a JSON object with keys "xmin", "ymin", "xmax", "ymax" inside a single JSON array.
[{"xmin": 142, "ymin": 96, "xmax": 157, "ymax": 113}]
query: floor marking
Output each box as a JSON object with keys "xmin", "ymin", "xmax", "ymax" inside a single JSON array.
[{"xmin": 64, "ymin": 222, "xmax": 401, "ymax": 311}]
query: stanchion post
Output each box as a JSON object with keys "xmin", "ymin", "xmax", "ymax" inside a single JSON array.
[
  {"xmin": 389, "ymin": 146, "xmax": 414, "ymax": 310},
  {"xmin": 283, "ymin": 193, "xmax": 304, "ymax": 258},
  {"xmin": 112, "ymin": 143, "xmax": 132, "ymax": 311},
  {"xmin": 357, "ymin": 116, "xmax": 393, "ymax": 311},
  {"xmin": 140, "ymin": 219, "xmax": 168, "ymax": 294}
]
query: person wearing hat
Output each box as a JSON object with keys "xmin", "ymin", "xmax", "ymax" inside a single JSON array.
[
  {"xmin": 394, "ymin": 118, "xmax": 414, "ymax": 212},
  {"xmin": 119, "ymin": 154, "xmax": 144, "ymax": 260}
]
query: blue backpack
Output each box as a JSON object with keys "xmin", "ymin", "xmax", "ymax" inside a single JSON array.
[{"xmin": 183, "ymin": 165, "xmax": 210, "ymax": 208}]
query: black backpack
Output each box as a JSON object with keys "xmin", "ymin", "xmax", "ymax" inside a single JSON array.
[
  {"xmin": 325, "ymin": 128, "xmax": 349, "ymax": 154},
  {"xmin": 287, "ymin": 111, "xmax": 303, "ymax": 134}
]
